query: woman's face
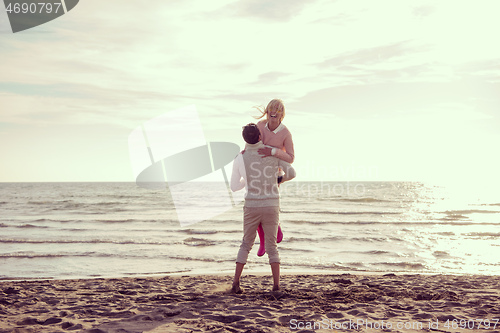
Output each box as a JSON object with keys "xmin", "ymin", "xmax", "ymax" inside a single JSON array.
[{"xmin": 267, "ymin": 109, "xmax": 282, "ymax": 122}]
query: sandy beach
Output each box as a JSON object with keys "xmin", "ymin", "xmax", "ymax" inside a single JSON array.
[{"xmin": 1, "ymin": 273, "xmax": 499, "ymax": 333}]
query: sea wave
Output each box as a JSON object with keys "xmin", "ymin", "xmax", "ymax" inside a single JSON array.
[
  {"xmin": 17, "ymin": 224, "xmax": 49, "ymax": 229},
  {"xmin": 286, "ymin": 236, "xmax": 345, "ymax": 243},
  {"xmin": 289, "ymin": 262, "xmax": 366, "ymax": 271},
  {"xmin": 180, "ymin": 229, "xmax": 218, "ymax": 235},
  {"xmin": 373, "ymin": 262, "xmax": 428, "ymax": 270},
  {"xmin": 335, "ymin": 249, "xmax": 398, "ymax": 256},
  {"xmin": 0, "ymin": 238, "xmax": 184, "ymax": 245},
  {"xmin": 282, "ymin": 210, "xmax": 401, "ymax": 215},
  {"xmin": 335, "ymin": 197, "xmax": 394, "ymax": 203},
  {"xmin": 465, "ymin": 232, "xmax": 500, "ymax": 237},
  {"xmin": 28, "ymin": 218, "xmax": 172, "ymax": 224},
  {"xmin": 352, "ymin": 236, "xmax": 404, "ymax": 243},
  {"xmin": 443, "ymin": 209, "xmax": 500, "ymax": 215},
  {"xmin": 33, "ymin": 218, "xmax": 78, "ymax": 223},
  {"xmin": 167, "ymin": 255, "xmax": 233, "ymax": 263},
  {"xmin": 432, "ymin": 251, "xmax": 451, "ymax": 258},
  {"xmin": 27, "ymin": 200, "xmax": 56, "ymax": 205},
  {"xmin": 93, "ymin": 202, "xmax": 124, "ymax": 206},
  {"xmin": 0, "ymin": 251, "xmax": 194, "ymax": 260},
  {"xmin": 0, "ymin": 252, "xmax": 108, "ymax": 259},
  {"xmin": 183, "ymin": 237, "xmax": 216, "ymax": 246},
  {"xmin": 438, "ymin": 214, "xmax": 470, "ymax": 221},
  {"xmin": 365, "ymin": 250, "xmax": 392, "ymax": 255},
  {"xmin": 284, "ymin": 236, "xmax": 404, "ymax": 243},
  {"xmin": 95, "ymin": 219, "xmax": 139, "ymax": 224},
  {"xmin": 285, "ymin": 220, "xmax": 500, "ymax": 226},
  {"xmin": 278, "ymin": 246, "xmax": 314, "ymax": 253}
]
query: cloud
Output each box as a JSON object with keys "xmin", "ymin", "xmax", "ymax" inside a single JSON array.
[
  {"xmin": 309, "ymin": 12, "xmax": 355, "ymax": 26},
  {"xmin": 317, "ymin": 41, "xmax": 426, "ymax": 68},
  {"xmin": 412, "ymin": 5, "xmax": 436, "ymax": 19},
  {"xmin": 288, "ymin": 79, "xmax": 499, "ymax": 119},
  {"xmin": 457, "ymin": 58, "xmax": 500, "ymax": 81},
  {"xmin": 256, "ymin": 71, "xmax": 289, "ymax": 84},
  {"xmin": 222, "ymin": 0, "xmax": 317, "ymax": 21},
  {"xmin": 0, "ymin": 80, "xmax": 206, "ymax": 127},
  {"xmin": 213, "ymin": 91, "xmax": 292, "ymax": 105},
  {"xmin": 0, "ymin": 82, "xmax": 91, "ymax": 99},
  {"xmin": 336, "ymin": 63, "xmax": 434, "ymax": 81}
]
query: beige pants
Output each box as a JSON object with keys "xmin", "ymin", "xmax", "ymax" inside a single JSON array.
[{"xmin": 236, "ymin": 206, "xmax": 280, "ymax": 264}]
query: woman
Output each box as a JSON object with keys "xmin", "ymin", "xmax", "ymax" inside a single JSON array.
[{"xmin": 254, "ymin": 99, "xmax": 295, "ymax": 256}]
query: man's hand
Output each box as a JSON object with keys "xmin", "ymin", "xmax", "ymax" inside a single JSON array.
[{"xmin": 258, "ymin": 147, "xmax": 272, "ymax": 158}]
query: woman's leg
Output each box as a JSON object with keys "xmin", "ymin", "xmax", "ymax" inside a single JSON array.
[
  {"xmin": 257, "ymin": 223, "xmax": 266, "ymax": 256},
  {"xmin": 258, "ymin": 223, "xmax": 283, "ymax": 256},
  {"xmin": 277, "ymin": 224, "xmax": 283, "ymax": 243}
]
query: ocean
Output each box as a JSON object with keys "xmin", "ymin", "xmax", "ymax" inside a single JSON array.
[{"xmin": 1, "ymin": 181, "xmax": 499, "ymax": 280}]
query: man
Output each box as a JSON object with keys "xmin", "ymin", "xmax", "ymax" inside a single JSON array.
[{"xmin": 230, "ymin": 123, "xmax": 296, "ymax": 293}]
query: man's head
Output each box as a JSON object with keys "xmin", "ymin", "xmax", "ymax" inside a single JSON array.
[{"xmin": 242, "ymin": 123, "xmax": 261, "ymax": 144}]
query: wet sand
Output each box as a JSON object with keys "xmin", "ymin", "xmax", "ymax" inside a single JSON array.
[{"xmin": 1, "ymin": 273, "xmax": 500, "ymax": 332}]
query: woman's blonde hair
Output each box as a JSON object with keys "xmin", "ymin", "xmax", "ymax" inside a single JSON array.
[{"xmin": 254, "ymin": 99, "xmax": 285, "ymax": 122}]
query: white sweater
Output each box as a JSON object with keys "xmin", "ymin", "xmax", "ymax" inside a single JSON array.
[{"xmin": 230, "ymin": 141, "xmax": 296, "ymax": 207}]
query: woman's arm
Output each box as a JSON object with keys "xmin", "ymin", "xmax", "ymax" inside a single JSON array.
[
  {"xmin": 278, "ymin": 161, "xmax": 296, "ymax": 183},
  {"xmin": 257, "ymin": 147, "xmax": 293, "ymax": 163},
  {"xmin": 258, "ymin": 131, "xmax": 295, "ymax": 163},
  {"xmin": 273, "ymin": 147, "xmax": 294, "ymax": 163},
  {"xmin": 281, "ymin": 133, "xmax": 295, "ymax": 163}
]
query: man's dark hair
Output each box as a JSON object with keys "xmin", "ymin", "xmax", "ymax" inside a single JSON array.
[{"xmin": 242, "ymin": 123, "xmax": 261, "ymax": 144}]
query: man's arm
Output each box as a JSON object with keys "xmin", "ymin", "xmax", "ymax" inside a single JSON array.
[
  {"xmin": 230, "ymin": 154, "xmax": 246, "ymax": 192},
  {"xmin": 278, "ymin": 160, "xmax": 296, "ymax": 183}
]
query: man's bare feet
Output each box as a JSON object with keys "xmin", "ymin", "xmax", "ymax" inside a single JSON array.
[
  {"xmin": 272, "ymin": 285, "xmax": 280, "ymax": 292},
  {"xmin": 231, "ymin": 284, "xmax": 243, "ymax": 294}
]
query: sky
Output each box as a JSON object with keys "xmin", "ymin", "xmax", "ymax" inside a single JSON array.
[{"xmin": 0, "ymin": 0, "xmax": 499, "ymax": 183}]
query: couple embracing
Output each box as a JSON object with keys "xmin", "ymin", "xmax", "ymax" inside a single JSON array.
[{"xmin": 230, "ymin": 99, "xmax": 296, "ymax": 293}]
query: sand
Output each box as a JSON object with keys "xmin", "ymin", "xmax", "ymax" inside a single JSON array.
[{"xmin": 1, "ymin": 273, "xmax": 499, "ymax": 333}]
